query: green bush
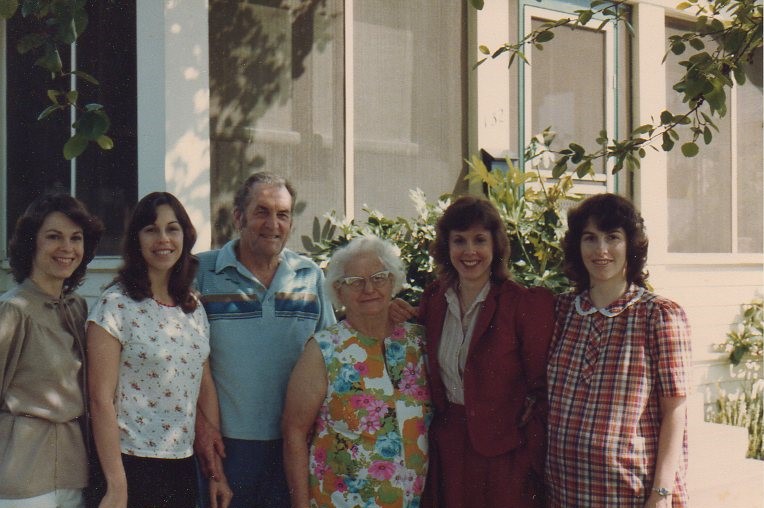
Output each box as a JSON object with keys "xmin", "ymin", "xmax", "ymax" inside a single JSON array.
[
  {"xmin": 708, "ymin": 381, "xmax": 764, "ymax": 460},
  {"xmin": 301, "ymin": 156, "xmax": 577, "ymax": 305},
  {"xmin": 708, "ymin": 299, "xmax": 764, "ymax": 460},
  {"xmin": 712, "ymin": 300, "xmax": 764, "ymax": 368}
]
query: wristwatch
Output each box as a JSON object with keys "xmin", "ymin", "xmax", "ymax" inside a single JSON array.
[{"xmin": 653, "ymin": 487, "xmax": 672, "ymax": 497}]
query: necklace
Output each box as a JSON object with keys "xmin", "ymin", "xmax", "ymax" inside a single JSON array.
[{"xmin": 152, "ymin": 296, "xmax": 177, "ymax": 307}]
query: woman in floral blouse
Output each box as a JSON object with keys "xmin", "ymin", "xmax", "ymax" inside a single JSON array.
[
  {"xmin": 282, "ymin": 236, "xmax": 431, "ymax": 508},
  {"xmin": 546, "ymin": 193, "xmax": 692, "ymax": 507},
  {"xmin": 87, "ymin": 193, "xmax": 232, "ymax": 508}
]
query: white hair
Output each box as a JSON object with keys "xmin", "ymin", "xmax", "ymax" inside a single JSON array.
[{"xmin": 324, "ymin": 235, "xmax": 406, "ymax": 309}]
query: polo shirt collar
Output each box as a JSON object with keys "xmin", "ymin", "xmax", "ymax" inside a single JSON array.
[{"xmin": 213, "ymin": 239, "xmax": 313, "ymax": 274}]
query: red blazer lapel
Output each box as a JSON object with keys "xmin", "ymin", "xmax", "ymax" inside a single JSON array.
[{"xmin": 467, "ymin": 283, "xmax": 499, "ymax": 359}]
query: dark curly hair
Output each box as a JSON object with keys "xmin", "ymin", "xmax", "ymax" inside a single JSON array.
[
  {"xmin": 562, "ymin": 193, "xmax": 649, "ymax": 292},
  {"xmin": 431, "ymin": 195, "xmax": 511, "ymax": 286},
  {"xmin": 9, "ymin": 193, "xmax": 103, "ymax": 294},
  {"xmin": 115, "ymin": 192, "xmax": 199, "ymax": 313}
]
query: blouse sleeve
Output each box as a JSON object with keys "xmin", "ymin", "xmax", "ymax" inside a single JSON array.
[
  {"xmin": 651, "ymin": 298, "xmax": 693, "ymax": 398},
  {"xmin": 87, "ymin": 289, "xmax": 130, "ymax": 346},
  {"xmin": 0, "ymin": 302, "xmax": 27, "ymax": 399}
]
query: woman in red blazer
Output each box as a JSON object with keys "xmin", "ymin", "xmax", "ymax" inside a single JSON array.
[{"xmin": 417, "ymin": 196, "xmax": 554, "ymax": 508}]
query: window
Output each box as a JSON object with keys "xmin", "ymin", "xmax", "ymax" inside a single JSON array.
[
  {"xmin": 3, "ymin": 3, "xmax": 138, "ymax": 256},
  {"xmin": 208, "ymin": 1, "xmax": 466, "ymax": 249},
  {"xmin": 665, "ymin": 20, "xmax": 763, "ymax": 254},
  {"xmin": 521, "ymin": 4, "xmax": 631, "ymax": 193},
  {"xmin": 208, "ymin": 0, "xmax": 345, "ymax": 248},
  {"xmin": 352, "ymin": 0, "xmax": 465, "ymax": 218}
]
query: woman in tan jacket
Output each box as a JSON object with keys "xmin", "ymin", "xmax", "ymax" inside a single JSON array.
[{"xmin": 0, "ymin": 193, "xmax": 103, "ymax": 507}]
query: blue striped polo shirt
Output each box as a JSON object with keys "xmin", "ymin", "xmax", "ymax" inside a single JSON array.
[{"xmin": 196, "ymin": 240, "xmax": 336, "ymax": 440}]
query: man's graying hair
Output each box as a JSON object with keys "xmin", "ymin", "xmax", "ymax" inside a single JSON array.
[{"xmin": 233, "ymin": 172, "xmax": 297, "ymax": 214}]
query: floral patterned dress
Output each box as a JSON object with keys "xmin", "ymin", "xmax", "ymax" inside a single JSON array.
[{"xmin": 309, "ymin": 320, "xmax": 432, "ymax": 508}]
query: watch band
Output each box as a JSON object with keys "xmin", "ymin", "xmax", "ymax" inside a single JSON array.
[{"xmin": 653, "ymin": 486, "xmax": 672, "ymax": 497}]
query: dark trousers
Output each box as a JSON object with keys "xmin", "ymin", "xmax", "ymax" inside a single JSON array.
[
  {"xmin": 197, "ymin": 438, "xmax": 289, "ymax": 508},
  {"xmin": 89, "ymin": 454, "xmax": 197, "ymax": 508}
]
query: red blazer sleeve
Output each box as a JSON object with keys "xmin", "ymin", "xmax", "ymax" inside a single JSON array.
[
  {"xmin": 516, "ymin": 285, "xmax": 555, "ymax": 476},
  {"xmin": 517, "ymin": 285, "xmax": 555, "ymax": 418}
]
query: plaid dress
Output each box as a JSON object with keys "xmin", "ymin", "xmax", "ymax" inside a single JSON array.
[{"xmin": 546, "ymin": 285, "xmax": 692, "ymax": 507}]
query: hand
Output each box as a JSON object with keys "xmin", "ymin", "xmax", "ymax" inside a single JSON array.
[
  {"xmin": 209, "ymin": 475, "xmax": 234, "ymax": 508},
  {"xmin": 389, "ymin": 298, "xmax": 417, "ymax": 324},
  {"xmin": 194, "ymin": 412, "xmax": 226, "ymax": 480},
  {"xmin": 644, "ymin": 490, "xmax": 672, "ymax": 508},
  {"xmin": 519, "ymin": 395, "xmax": 536, "ymax": 427},
  {"xmin": 98, "ymin": 485, "xmax": 128, "ymax": 508}
]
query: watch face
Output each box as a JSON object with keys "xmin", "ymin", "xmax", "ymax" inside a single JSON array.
[{"xmin": 655, "ymin": 487, "xmax": 671, "ymax": 496}]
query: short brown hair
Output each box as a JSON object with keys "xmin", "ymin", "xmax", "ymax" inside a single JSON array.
[
  {"xmin": 233, "ymin": 171, "xmax": 297, "ymax": 215},
  {"xmin": 562, "ymin": 193, "xmax": 649, "ymax": 292},
  {"xmin": 9, "ymin": 193, "xmax": 103, "ymax": 293},
  {"xmin": 431, "ymin": 195, "xmax": 511, "ymax": 286}
]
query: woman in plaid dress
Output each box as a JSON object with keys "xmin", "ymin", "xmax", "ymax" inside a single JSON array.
[{"xmin": 546, "ymin": 193, "xmax": 692, "ymax": 507}]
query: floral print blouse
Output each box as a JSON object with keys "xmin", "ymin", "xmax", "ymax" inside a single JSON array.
[
  {"xmin": 87, "ymin": 285, "xmax": 210, "ymax": 459},
  {"xmin": 309, "ymin": 320, "xmax": 432, "ymax": 508}
]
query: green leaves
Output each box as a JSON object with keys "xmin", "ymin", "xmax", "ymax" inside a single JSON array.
[
  {"xmin": 0, "ymin": 0, "xmax": 18, "ymax": 18},
  {"xmin": 681, "ymin": 142, "xmax": 699, "ymax": 157},
  {"xmin": 63, "ymin": 107, "xmax": 112, "ymax": 159},
  {"xmin": 7, "ymin": 0, "xmax": 111, "ymax": 159},
  {"xmin": 63, "ymin": 135, "xmax": 88, "ymax": 160}
]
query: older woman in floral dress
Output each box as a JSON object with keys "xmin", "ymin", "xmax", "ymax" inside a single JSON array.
[{"xmin": 282, "ymin": 236, "xmax": 431, "ymax": 508}]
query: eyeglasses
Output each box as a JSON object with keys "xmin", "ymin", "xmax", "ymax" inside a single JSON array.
[{"xmin": 337, "ymin": 270, "xmax": 392, "ymax": 291}]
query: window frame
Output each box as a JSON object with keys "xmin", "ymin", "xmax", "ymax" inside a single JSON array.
[
  {"xmin": 663, "ymin": 16, "xmax": 763, "ymax": 259},
  {"xmin": 520, "ymin": 3, "xmax": 620, "ymax": 195},
  {"xmin": 2, "ymin": 4, "xmax": 138, "ymax": 263}
]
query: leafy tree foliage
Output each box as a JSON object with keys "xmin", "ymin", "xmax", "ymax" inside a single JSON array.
[
  {"xmin": 471, "ymin": 0, "xmax": 762, "ymax": 177},
  {"xmin": 0, "ymin": 0, "xmax": 113, "ymax": 159},
  {"xmin": 302, "ymin": 161, "xmax": 577, "ymax": 305}
]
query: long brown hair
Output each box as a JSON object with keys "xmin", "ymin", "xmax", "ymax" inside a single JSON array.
[
  {"xmin": 115, "ymin": 192, "xmax": 199, "ymax": 312},
  {"xmin": 430, "ymin": 195, "xmax": 511, "ymax": 286}
]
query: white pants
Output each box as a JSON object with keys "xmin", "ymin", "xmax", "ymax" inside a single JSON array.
[{"xmin": 0, "ymin": 489, "xmax": 84, "ymax": 508}]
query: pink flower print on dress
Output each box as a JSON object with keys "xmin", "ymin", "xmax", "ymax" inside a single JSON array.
[
  {"xmin": 413, "ymin": 475, "xmax": 425, "ymax": 495},
  {"xmin": 398, "ymin": 376, "xmax": 418, "ymax": 396},
  {"xmin": 402, "ymin": 362, "xmax": 419, "ymax": 379},
  {"xmin": 368, "ymin": 460, "xmax": 396, "ymax": 481},
  {"xmin": 359, "ymin": 415, "xmax": 383, "ymax": 434},
  {"xmin": 367, "ymin": 398, "xmax": 388, "ymax": 417},
  {"xmin": 335, "ymin": 478, "xmax": 348, "ymax": 493},
  {"xmin": 312, "ymin": 448, "xmax": 329, "ymax": 479},
  {"xmin": 391, "ymin": 326, "xmax": 405, "ymax": 340},
  {"xmin": 354, "ymin": 361, "xmax": 369, "ymax": 376},
  {"xmin": 350, "ymin": 393, "xmax": 376, "ymax": 409}
]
